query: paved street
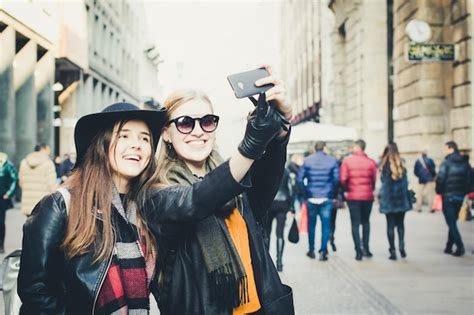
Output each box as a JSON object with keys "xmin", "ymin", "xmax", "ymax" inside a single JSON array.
[{"xmin": 1, "ymin": 203, "xmax": 473, "ymax": 314}]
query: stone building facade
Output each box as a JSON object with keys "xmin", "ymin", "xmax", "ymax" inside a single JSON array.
[
  {"xmin": 0, "ymin": 0, "xmax": 159, "ymax": 163},
  {"xmin": 0, "ymin": 1, "xmax": 56, "ymax": 164},
  {"xmin": 391, "ymin": 0, "xmax": 472, "ymax": 164},
  {"xmin": 281, "ymin": 0, "xmax": 473, "ymax": 167},
  {"xmin": 280, "ymin": 0, "xmax": 323, "ymax": 124}
]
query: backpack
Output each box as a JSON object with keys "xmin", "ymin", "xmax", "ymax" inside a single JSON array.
[{"xmin": 0, "ymin": 188, "xmax": 70, "ymax": 315}]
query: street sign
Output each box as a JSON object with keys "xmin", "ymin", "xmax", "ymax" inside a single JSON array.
[{"xmin": 407, "ymin": 43, "xmax": 457, "ymax": 62}]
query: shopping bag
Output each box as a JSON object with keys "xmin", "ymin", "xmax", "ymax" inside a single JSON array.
[
  {"xmin": 298, "ymin": 202, "xmax": 308, "ymax": 234},
  {"xmin": 431, "ymin": 194, "xmax": 442, "ymax": 212},
  {"xmin": 288, "ymin": 217, "xmax": 299, "ymax": 243}
]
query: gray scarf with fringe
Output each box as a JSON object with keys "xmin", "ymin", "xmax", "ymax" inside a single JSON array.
[{"xmin": 166, "ymin": 151, "xmax": 248, "ymax": 308}]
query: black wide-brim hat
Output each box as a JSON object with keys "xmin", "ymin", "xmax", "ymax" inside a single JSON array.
[{"xmin": 74, "ymin": 102, "xmax": 167, "ymax": 168}]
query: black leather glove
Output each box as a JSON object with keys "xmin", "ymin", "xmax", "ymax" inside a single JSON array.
[{"xmin": 238, "ymin": 93, "xmax": 288, "ymax": 160}]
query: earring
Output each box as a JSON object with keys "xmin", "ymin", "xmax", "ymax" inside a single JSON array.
[{"xmin": 165, "ymin": 141, "xmax": 176, "ymax": 159}]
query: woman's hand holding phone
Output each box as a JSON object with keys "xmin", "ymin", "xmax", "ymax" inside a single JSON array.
[{"xmin": 255, "ymin": 64, "xmax": 293, "ymax": 122}]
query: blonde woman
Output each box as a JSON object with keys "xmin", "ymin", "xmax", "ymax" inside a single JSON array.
[
  {"xmin": 144, "ymin": 68, "xmax": 294, "ymax": 314},
  {"xmin": 378, "ymin": 142, "xmax": 413, "ymax": 260}
]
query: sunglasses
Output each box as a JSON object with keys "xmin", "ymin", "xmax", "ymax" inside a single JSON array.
[{"xmin": 167, "ymin": 114, "xmax": 220, "ymax": 134}]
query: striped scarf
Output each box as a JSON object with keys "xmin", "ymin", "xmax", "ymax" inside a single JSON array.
[{"xmin": 95, "ymin": 189, "xmax": 155, "ymax": 314}]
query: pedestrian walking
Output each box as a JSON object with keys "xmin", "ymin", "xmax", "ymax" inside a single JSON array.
[
  {"xmin": 53, "ymin": 155, "xmax": 62, "ymax": 184},
  {"xmin": 413, "ymin": 149, "xmax": 436, "ymax": 212},
  {"xmin": 59, "ymin": 151, "xmax": 76, "ymax": 183},
  {"xmin": 329, "ymin": 151, "xmax": 346, "ymax": 252},
  {"xmin": 18, "ymin": 102, "xmax": 168, "ymax": 313},
  {"xmin": 18, "ymin": 143, "xmax": 58, "ymax": 216},
  {"xmin": 288, "ymin": 153, "xmax": 304, "ymax": 213},
  {"xmin": 265, "ymin": 165, "xmax": 294, "ymax": 272},
  {"xmin": 0, "ymin": 152, "xmax": 18, "ymax": 253},
  {"xmin": 436, "ymin": 141, "xmax": 472, "ymax": 257},
  {"xmin": 378, "ymin": 142, "xmax": 413, "ymax": 260},
  {"xmin": 340, "ymin": 139, "xmax": 377, "ymax": 260},
  {"xmin": 297, "ymin": 141, "xmax": 339, "ymax": 261},
  {"xmin": 145, "ymin": 68, "xmax": 294, "ymax": 314}
]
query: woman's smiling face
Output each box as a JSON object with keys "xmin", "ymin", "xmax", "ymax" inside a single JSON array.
[
  {"xmin": 163, "ymin": 98, "xmax": 217, "ymax": 169},
  {"xmin": 108, "ymin": 119, "xmax": 152, "ymax": 191}
]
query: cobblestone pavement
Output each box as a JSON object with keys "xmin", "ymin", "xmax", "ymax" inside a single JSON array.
[{"xmin": 1, "ymin": 203, "xmax": 473, "ymax": 314}]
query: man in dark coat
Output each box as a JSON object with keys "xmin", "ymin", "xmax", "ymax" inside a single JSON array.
[
  {"xmin": 436, "ymin": 141, "xmax": 471, "ymax": 256},
  {"xmin": 413, "ymin": 149, "xmax": 436, "ymax": 212}
]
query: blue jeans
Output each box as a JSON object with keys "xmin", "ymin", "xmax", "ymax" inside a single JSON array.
[
  {"xmin": 442, "ymin": 195, "xmax": 465, "ymax": 249},
  {"xmin": 307, "ymin": 200, "xmax": 333, "ymax": 253}
]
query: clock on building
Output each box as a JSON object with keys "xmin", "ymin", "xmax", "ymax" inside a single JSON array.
[{"xmin": 405, "ymin": 19, "xmax": 432, "ymax": 43}]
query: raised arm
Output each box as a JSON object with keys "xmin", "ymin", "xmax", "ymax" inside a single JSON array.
[
  {"xmin": 145, "ymin": 160, "xmax": 250, "ymax": 239},
  {"xmin": 18, "ymin": 193, "xmax": 67, "ymax": 314}
]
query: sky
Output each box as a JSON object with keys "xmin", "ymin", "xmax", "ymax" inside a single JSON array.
[{"xmin": 144, "ymin": 0, "xmax": 281, "ymax": 157}]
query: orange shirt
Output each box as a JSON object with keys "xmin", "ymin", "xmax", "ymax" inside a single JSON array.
[{"xmin": 225, "ymin": 208, "xmax": 261, "ymax": 315}]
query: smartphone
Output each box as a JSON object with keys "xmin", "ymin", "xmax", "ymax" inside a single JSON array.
[{"xmin": 227, "ymin": 68, "xmax": 274, "ymax": 99}]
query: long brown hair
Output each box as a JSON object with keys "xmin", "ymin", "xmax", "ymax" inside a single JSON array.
[
  {"xmin": 149, "ymin": 89, "xmax": 221, "ymax": 188},
  {"xmin": 62, "ymin": 119, "xmax": 157, "ymax": 262},
  {"xmin": 379, "ymin": 142, "xmax": 404, "ymax": 181}
]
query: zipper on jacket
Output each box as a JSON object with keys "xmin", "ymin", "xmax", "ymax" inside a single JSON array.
[{"xmin": 91, "ymin": 231, "xmax": 115, "ymax": 314}]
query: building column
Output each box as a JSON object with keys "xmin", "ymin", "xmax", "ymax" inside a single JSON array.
[
  {"xmin": 14, "ymin": 40, "xmax": 37, "ymax": 162},
  {"xmin": 35, "ymin": 50, "xmax": 55, "ymax": 151},
  {"xmin": 361, "ymin": 1, "xmax": 388, "ymax": 159},
  {"xmin": 0, "ymin": 26, "xmax": 15, "ymax": 159}
]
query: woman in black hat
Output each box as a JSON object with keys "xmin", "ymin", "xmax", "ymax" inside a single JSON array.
[
  {"xmin": 143, "ymin": 66, "xmax": 295, "ymax": 315},
  {"xmin": 17, "ymin": 103, "xmax": 168, "ymax": 314},
  {"xmin": 18, "ymin": 85, "xmax": 292, "ymax": 314}
]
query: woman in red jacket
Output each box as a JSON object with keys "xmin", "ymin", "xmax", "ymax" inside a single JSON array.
[{"xmin": 340, "ymin": 139, "xmax": 377, "ymax": 261}]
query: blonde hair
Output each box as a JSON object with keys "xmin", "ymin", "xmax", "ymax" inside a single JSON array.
[
  {"xmin": 151, "ymin": 89, "xmax": 221, "ymax": 188},
  {"xmin": 379, "ymin": 142, "xmax": 405, "ymax": 181}
]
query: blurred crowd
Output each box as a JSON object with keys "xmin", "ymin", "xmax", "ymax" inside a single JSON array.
[{"xmin": 266, "ymin": 139, "xmax": 473, "ymax": 271}]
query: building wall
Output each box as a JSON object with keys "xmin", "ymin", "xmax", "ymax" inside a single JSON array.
[
  {"xmin": 327, "ymin": 0, "xmax": 388, "ymax": 159},
  {"xmin": 393, "ymin": 0, "xmax": 472, "ymax": 168},
  {"xmin": 280, "ymin": 0, "xmax": 321, "ymax": 121},
  {"xmin": 56, "ymin": 0, "xmax": 159, "ymax": 155},
  {"xmin": 0, "ymin": 1, "xmax": 56, "ymax": 164}
]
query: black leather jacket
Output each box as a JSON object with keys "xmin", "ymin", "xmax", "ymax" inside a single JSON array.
[
  {"xmin": 144, "ymin": 138, "xmax": 294, "ymax": 315},
  {"xmin": 17, "ymin": 192, "xmax": 159, "ymax": 314},
  {"xmin": 436, "ymin": 152, "xmax": 471, "ymax": 196}
]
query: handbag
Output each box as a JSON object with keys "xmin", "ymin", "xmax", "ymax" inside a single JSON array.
[
  {"xmin": 408, "ymin": 189, "xmax": 417, "ymax": 204},
  {"xmin": 287, "ymin": 217, "xmax": 299, "ymax": 244},
  {"xmin": 1, "ymin": 188, "xmax": 70, "ymax": 315}
]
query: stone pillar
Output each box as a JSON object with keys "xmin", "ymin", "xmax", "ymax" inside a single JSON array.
[
  {"xmin": 0, "ymin": 26, "xmax": 16, "ymax": 159},
  {"xmin": 393, "ymin": 0, "xmax": 447, "ymax": 173},
  {"xmin": 14, "ymin": 40, "xmax": 37, "ymax": 163},
  {"xmin": 35, "ymin": 50, "xmax": 55, "ymax": 152},
  {"xmin": 361, "ymin": 1, "xmax": 388, "ymax": 159}
]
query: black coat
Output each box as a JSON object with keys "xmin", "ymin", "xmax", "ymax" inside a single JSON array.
[
  {"xmin": 378, "ymin": 165, "xmax": 412, "ymax": 214},
  {"xmin": 435, "ymin": 152, "xmax": 472, "ymax": 196},
  {"xmin": 144, "ymin": 139, "xmax": 294, "ymax": 315},
  {"xmin": 18, "ymin": 192, "xmax": 158, "ymax": 314}
]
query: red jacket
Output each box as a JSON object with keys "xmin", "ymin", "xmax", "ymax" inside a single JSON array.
[{"xmin": 340, "ymin": 151, "xmax": 377, "ymax": 201}]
